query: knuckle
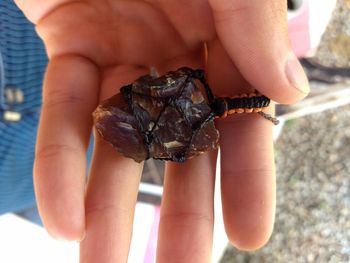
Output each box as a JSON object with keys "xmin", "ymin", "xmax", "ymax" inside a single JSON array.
[
  {"xmin": 222, "ymin": 167, "xmax": 274, "ymax": 178},
  {"xmin": 43, "ymin": 88, "xmax": 85, "ymax": 109},
  {"xmin": 35, "ymin": 143, "xmax": 81, "ymax": 161},
  {"xmin": 160, "ymin": 211, "xmax": 213, "ymax": 226},
  {"xmin": 266, "ymin": 2, "xmax": 287, "ymax": 22},
  {"xmin": 210, "ymin": 0, "xmax": 253, "ymax": 23},
  {"xmin": 85, "ymin": 202, "xmax": 131, "ymax": 218},
  {"xmin": 211, "ymin": 0, "xmax": 286, "ymax": 24}
]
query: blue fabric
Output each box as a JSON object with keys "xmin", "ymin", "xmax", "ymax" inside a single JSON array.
[
  {"xmin": 15, "ymin": 205, "xmax": 42, "ymax": 225},
  {"xmin": 0, "ymin": 0, "xmax": 48, "ymax": 214}
]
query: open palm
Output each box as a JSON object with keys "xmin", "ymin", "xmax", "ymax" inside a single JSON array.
[{"xmin": 15, "ymin": 0, "xmax": 309, "ymax": 262}]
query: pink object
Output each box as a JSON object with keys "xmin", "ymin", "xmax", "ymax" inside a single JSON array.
[
  {"xmin": 144, "ymin": 206, "xmax": 160, "ymax": 263},
  {"xmin": 288, "ymin": 1, "xmax": 311, "ymax": 57}
]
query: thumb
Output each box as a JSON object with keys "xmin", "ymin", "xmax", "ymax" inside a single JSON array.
[{"xmin": 208, "ymin": 0, "xmax": 309, "ymax": 104}]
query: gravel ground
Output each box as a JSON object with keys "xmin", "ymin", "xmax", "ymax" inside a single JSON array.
[
  {"xmin": 220, "ymin": 104, "xmax": 350, "ymax": 263},
  {"xmin": 315, "ymin": 0, "xmax": 350, "ymax": 67}
]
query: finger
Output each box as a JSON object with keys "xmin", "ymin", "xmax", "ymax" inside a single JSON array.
[
  {"xmin": 208, "ymin": 0, "xmax": 309, "ymax": 104},
  {"xmin": 156, "ymin": 56, "xmax": 217, "ymax": 262},
  {"xmin": 219, "ymin": 115, "xmax": 275, "ymax": 251},
  {"xmin": 34, "ymin": 55, "xmax": 99, "ymax": 240},
  {"xmin": 157, "ymin": 153, "xmax": 217, "ymax": 262},
  {"xmin": 207, "ymin": 39, "xmax": 276, "ymax": 251},
  {"xmin": 80, "ymin": 65, "xmax": 148, "ymax": 263}
]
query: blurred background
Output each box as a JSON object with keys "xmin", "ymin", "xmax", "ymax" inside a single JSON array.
[{"xmin": 0, "ymin": 0, "xmax": 349, "ymax": 262}]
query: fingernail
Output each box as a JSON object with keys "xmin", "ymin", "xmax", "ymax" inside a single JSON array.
[
  {"xmin": 50, "ymin": 229, "xmax": 86, "ymax": 242},
  {"xmin": 285, "ymin": 53, "xmax": 310, "ymax": 94},
  {"xmin": 78, "ymin": 231, "xmax": 86, "ymax": 242}
]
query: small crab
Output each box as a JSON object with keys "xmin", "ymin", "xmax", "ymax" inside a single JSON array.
[{"xmin": 93, "ymin": 67, "xmax": 277, "ymax": 163}]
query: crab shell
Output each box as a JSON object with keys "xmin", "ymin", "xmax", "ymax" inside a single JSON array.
[{"xmin": 93, "ymin": 67, "xmax": 219, "ymax": 163}]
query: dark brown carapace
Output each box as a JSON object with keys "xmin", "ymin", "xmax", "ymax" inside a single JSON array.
[{"xmin": 93, "ymin": 67, "xmax": 278, "ymax": 163}]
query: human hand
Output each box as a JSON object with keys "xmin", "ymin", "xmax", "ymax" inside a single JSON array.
[{"xmin": 15, "ymin": 0, "xmax": 309, "ymax": 262}]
